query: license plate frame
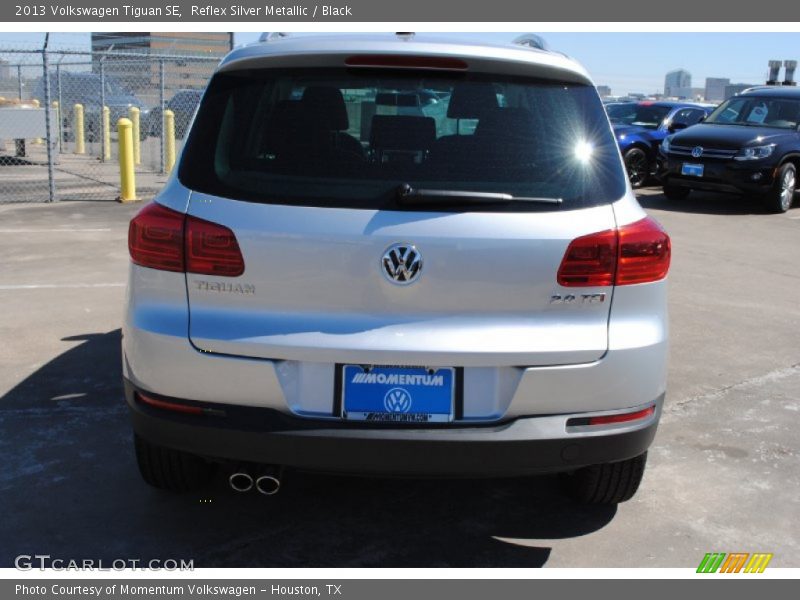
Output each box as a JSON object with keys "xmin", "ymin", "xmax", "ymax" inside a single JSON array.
[
  {"xmin": 681, "ymin": 162, "xmax": 704, "ymax": 177},
  {"xmin": 340, "ymin": 364, "xmax": 456, "ymax": 423}
]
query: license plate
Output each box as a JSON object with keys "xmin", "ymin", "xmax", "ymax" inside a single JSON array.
[
  {"xmin": 341, "ymin": 365, "xmax": 455, "ymax": 423},
  {"xmin": 681, "ymin": 163, "xmax": 704, "ymax": 177}
]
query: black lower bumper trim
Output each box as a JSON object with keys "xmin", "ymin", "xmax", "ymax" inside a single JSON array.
[{"xmin": 125, "ymin": 381, "xmax": 660, "ymax": 477}]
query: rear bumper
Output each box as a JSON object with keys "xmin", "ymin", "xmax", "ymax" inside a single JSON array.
[{"xmin": 125, "ymin": 380, "xmax": 662, "ymax": 477}]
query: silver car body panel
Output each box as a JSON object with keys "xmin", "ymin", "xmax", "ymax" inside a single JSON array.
[{"xmin": 123, "ymin": 35, "xmax": 666, "ymax": 430}]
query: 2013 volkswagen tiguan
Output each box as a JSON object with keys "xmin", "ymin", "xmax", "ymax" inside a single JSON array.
[{"xmin": 123, "ymin": 34, "xmax": 670, "ymax": 504}]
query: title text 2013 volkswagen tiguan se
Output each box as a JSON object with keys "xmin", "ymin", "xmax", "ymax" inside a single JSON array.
[{"xmin": 123, "ymin": 34, "xmax": 670, "ymax": 504}]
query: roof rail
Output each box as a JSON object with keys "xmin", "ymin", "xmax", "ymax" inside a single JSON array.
[
  {"xmin": 258, "ymin": 32, "xmax": 289, "ymax": 43},
  {"xmin": 512, "ymin": 34, "xmax": 549, "ymax": 51}
]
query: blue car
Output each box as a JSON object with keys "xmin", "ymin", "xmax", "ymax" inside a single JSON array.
[{"xmin": 607, "ymin": 101, "xmax": 715, "ymax": 188}]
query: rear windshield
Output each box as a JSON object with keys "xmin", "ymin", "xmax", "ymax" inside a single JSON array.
[{"xmin": 179, "ymin": 68, "xmax": 626, "ymax": 211}]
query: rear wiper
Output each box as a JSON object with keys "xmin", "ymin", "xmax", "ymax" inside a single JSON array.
[{"xmin": 395, "ymin": 184, "xmax": 562, "ymax": 206}]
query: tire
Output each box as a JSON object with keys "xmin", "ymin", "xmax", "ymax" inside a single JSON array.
[
  {"xmin": 134, "ymin": 434, "xmax": 213, "ymax": 492},
  {"xmin": 623, "ymin": 147, "xmax": 650, "ymax": 188},
  {"xmin": 663, "ymin": 184, "xmax": 691, "ymax": 201},
  {"xmin": 563, "ymin": 452, "xmax": 647, "ymax": 505},
  {"xmin": 763, "ymin": 162, "xmax": 796, "ymax": 213}
]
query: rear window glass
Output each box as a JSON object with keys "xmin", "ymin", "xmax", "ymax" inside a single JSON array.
[{"xmin": 179, "ymin": 68, "xmax": 626, "ymax": 211}]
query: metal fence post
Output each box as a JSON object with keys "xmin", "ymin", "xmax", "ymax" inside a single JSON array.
[
  {"xmin": 56, "ymin": 62, "xmax": 63, "ymax": 151},
  {"xmin": 42, "ymin": 37, "xmax": 56, "ymax": 203},
  {"xmin": 159, "ymin": 59, "xmax": 165, "ymax": 174},
  {"xmin": 17, "ymin": 65, "xmax": 23, "ymax": 101}
]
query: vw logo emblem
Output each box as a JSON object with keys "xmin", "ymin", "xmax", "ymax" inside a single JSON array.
[
  {"xmin": 381, "ymin": 243, "xmax": 422, "ymax": 285},
  {"xmin": 384, "ymin": 388, "xmax": 413, "ymax": 413},
  {"xmin": 691, "ymin": 146, "xmax": 704, "ymax": 158}
]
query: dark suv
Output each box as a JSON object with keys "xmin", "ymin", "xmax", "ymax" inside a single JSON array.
[{"xmin": 657, "ymin": 86, "xmax": 800, "ymax": 212}]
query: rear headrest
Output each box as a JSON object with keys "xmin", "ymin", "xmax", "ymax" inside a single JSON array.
[
  {"xmin": 370, "ymin": 115, "xmax": 436, "ymax": 151},
  {"xmin": 301, "ymin": 86, "xmax": 349, "ymax": 131},
  {"xmin": 447, "ymin": 83, "xmax": 498, "ymax": 119}
]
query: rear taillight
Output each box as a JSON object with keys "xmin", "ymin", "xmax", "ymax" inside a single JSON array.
[
  {"xmin": 557, "ymin": 217, "xmax": 670, "ymax": 287},
  {"xmin": 128, "ymin": 203, "xmax": 244, "ymax": 276},
  {"xmin": 557, "ymin": 229, "xmax": 617, "ymax": 287},
  {"xmin": 615, "ymin": 217, "xmax": 671, "ymax": 285},
  {"xmin": 128, "ymin": 202, "xmax": 184, "ymax": 272},
  {"xmin": 186, "ymin": 216, "xmax": 244, "ymax": 276}
]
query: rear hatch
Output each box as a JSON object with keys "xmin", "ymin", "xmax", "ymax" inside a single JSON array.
[{"xmin": 178, "ymin": 54, "xmax": 628, "ymax": 368}]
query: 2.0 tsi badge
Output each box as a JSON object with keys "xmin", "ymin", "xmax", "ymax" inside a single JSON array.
[{"xmin": 381, "ymin": 243, "xmax": 423, "ymax": 284}]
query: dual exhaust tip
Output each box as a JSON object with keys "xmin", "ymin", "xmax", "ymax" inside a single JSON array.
[{"xmin": 228, "ymin": 465, "xmax": 281, "ymax": 495}]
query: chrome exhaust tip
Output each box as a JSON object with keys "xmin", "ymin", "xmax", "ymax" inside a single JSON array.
[
  {"xmin": 255, "ymin": 475, "xmax": 281, "ymax": 496},
  {"xmin": 228, "ymin": 471, "xmax": 254, "ymax": 493}
]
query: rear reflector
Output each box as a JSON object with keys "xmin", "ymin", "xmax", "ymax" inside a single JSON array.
[
  {"xmin": 557, "ymin": 217, "xmax": 670, "ymax": 287},
  {"xmin": 128, "ymin": 203, "xmax": 244, "ymax": 277},
  {"xmin": 588, "ymin": 405, "xmax": 655, "ymax": 426},
  {"xmin": 345, "ymin": 55, "xmax": 469, "ymax": 71},
  {"xmin": 567, "ymin": 405, "xmax": 655, "ymax": 427},
  {"xmin": 136, "ymin": 392, "xmax": 205, "ymax": 415}
]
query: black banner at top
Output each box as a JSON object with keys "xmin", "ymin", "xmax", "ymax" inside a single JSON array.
[{"xmin": 3, "ymin": 0, "xmax": 796, "ymax": 22}]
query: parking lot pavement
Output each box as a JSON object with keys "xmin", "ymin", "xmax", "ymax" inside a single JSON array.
[{"xmin": 0, "ymin": 191, "xmax": 798, "ymax": 568}]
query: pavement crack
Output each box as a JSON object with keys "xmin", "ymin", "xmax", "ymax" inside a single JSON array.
[{"xmin": 666, "ymin": 362, "xmax": 800, "ymax": 413}]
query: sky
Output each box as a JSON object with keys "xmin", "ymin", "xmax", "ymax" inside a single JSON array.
[{"xmin": 2, "ymin": 31, "xmax": 799, "ymax": 95}]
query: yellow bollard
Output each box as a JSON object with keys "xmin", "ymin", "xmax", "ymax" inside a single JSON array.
[
  {"xmin": 117, "ymin": 118, "xmax": 137, "ymax": 203},
  {"xmin": 102, "ymin": 106, "xmax": 111, "ymax": 161},
  {"xmin": 129, "ymin": 106, "xmax": 141, "ymax": 165},
  {"xmin": 73, "ymin": 103, "xmax": 85, "ymax": 154},
  {"xmin": 164, "ymin": 109, "xmax": 176, "ymax": 174}
]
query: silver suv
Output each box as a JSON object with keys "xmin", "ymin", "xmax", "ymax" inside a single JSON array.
[{"xmin": 124, "ymin": 34, "xmax": 670, "ymax": 504}]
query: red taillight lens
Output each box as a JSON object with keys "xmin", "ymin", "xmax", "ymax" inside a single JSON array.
[
  {"xmin": 557, "ymin": 217, "xmax": 670, "ymax": 287},
  {"xmin": 128, "ymin": 202, "xmax": 185, "ymax": 272},
  {"xmin": 588, "ymin": 405, "xmax": 655, "ymax": 426},
  {"xmin": 186, "ymin": 215, "xmax": 244, "ymax": 277},
  {"xmin": 616, "ymin": 217, "xmax": 671, "ymax": 285},
  {"xmin": 129, "ymin": 203, "xmax": 245, "ymax": 276},
  {"xmin": 557, "ymin": 229, "xmax": 618, "ymax": 287}
]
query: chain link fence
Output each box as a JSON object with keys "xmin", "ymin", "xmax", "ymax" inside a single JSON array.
[{"xmin": 0, "ymin": 43, "xmax": 220, "ymax": 203}]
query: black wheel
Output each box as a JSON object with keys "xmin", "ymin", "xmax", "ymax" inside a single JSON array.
[
  {"xmin": 763, "ymin": 162, "xmax": 796, "ymax": 213},
  {"xmin": 623, "ymin": 147, "xmax": 650, "ymax": 188},
  {"xmin": 134, "ymin": 434, "xmax": 213, "ymax": 492},
  {"xmin": 663, "ymin": 184, "xmax": 691, "ymax": 201},
  {"xmin": 562, "ymin": 452, "xmax": 647, "ymax": 505}
]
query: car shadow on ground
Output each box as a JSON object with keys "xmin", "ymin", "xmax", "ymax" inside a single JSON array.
[
  {"xmin": 0, "ymin": 330, "xmax": 616, "ymax": 568},
  {"xmin": 636, "ymin": 188, "xmax": 773, "ymax": 215}
]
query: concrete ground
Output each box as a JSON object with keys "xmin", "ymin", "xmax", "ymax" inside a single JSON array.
[{"xmin": 0, "ymin": 189, "xmax": 798, "ymax": 568}]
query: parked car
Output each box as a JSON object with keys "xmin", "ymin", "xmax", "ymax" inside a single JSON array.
[
  {"xmin": 124, "ymin": 33, "xmax": 670, "ymax": 505},
  {"xmin": 33, "ymin": 71, "xmax": 148, "ymax": 142},
  {"xmin": 146, "ymin": 89, "xmax": 203, "ymax": 139},
  {"xmin": 607, "ymin": 101, "xmax": 714, "ymax": 187},
  {"xmin": 658, "ymin": 86, "xmax": 800, "ymax": 212}
]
